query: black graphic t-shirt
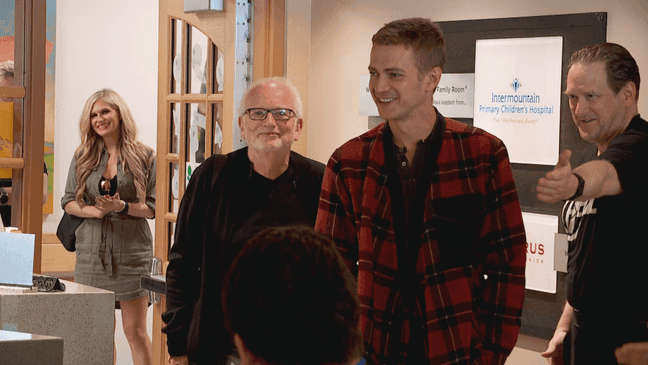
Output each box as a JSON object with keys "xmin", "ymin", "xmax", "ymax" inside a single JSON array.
[{"xmin": 563, "ymin": 115, "xmax": 648, "ymax": 321}]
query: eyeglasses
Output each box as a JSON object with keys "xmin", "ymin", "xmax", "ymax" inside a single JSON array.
[{"xmin": 245, "ymin": 108, "xmax": 295, "ymax": 122}]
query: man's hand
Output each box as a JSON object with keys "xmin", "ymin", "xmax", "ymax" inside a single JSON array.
[
  {"xmin": 168, "ymin": 355, "xmax": 189, "ymax": 365},
  {"xmin": 616, "ymin": 342, "xmax": 648, "ymax": 364},
  {"xmin": 541, "ymin": 330, "xmax": 567, "ymax": 365},
  {"xmin": 537, "ymin": 150, "xmax": 576, "ymax": 203}
]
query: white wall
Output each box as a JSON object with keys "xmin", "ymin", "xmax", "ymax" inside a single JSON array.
[
  {"xmin": 307, "ymin": 0, "xmax": 648, "ymax": 163},
  {"xmin": 53, "ymin": 1, "xmax": 159, "ymax": 364},
  {"xmin": 49, "ymin": 0, "xmax": 159, "ymax": 232}
]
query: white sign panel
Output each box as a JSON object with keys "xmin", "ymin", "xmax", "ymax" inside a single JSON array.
[
  {"xmin": 554, "ymin": 233, "xmax": 568, "ymax": 273},
  {"xmin": 433, "ymin": 73, "xmax": 475, "ymax": 118},
  {"xmin": 360, "ymin": 73, "xmax": 476, "ymax": 119},
  {"xmin": 522, "ymin": 212, "xmax": 558, "ymax": 294},
  {"xmin": 0, "ymin": 233, "xmax": 35, "ymax": 286},
  {"xmin": 359, "ymin": 74, "xmax": 379, "ymax": 116},
  {"xmin": 474, "ymin": 37, "xmax": 563, "ymax": 165}
]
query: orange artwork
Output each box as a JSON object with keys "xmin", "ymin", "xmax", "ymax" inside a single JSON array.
[
  {"xmin": 0, "ymin": 35, "xmax": 56, "ymax": 214},
  {"xmin": 0, "ymin": 35, "xmax": 54, "ymax": 62},
  {"xmin": 0, "ymin": 101, "xmax": 12, "ymax": 179}
]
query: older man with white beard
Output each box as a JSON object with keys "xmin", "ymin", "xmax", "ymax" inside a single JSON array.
[{"xmin": 162, "ymin": 77, "xmax": 325, "ymax": 365}]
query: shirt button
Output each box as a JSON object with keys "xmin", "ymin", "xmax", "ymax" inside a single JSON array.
[{"xmin": 401, "ymin": 161, "xmax": 406, "ymax": 167}]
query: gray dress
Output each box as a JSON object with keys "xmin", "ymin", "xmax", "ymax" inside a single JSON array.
[{"xmin": 61, "ymin": 149, "xmax": 156, "ymax": 303}]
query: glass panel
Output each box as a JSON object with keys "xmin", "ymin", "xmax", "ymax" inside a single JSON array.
[
  {"xmin": 171, "ymin": 19, "xmax": 182, "ymax": 94},
  {"xmin": 212, "ymin": 103, "xmax": 223, "ymax": 155},
  {"xmin": 186, "ymin": 103, "xmax": 206, "ymax": 164},
  {"xmin": 170, "ymin": 103, "xmax": 180, "ymax": 154},
  {"xmin": 0, "ymin": 0, "xmax": 15, "ymax": 228},
  {"xmin": 168, "ymin": 221, "xmax": 176, "ymax": 250},
  {"xmin": 213, "ymin": 45, "xmax": 224, "ymax": 94},
  {"xmin": 188, "ymin": 26, "xmax": 208, "ymax": 94},
  {"xmin": 169, "ymin": 162, "xmax": 180, "ymax": 214},
  {"xmin": 0, "ymin": 0, "xmax": 23, "ymax": 229}
]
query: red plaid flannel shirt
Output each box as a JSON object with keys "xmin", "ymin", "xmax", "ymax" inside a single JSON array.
[{"xmin": 316, "ymin": 118, "xmax": 526, "ymax": 365}]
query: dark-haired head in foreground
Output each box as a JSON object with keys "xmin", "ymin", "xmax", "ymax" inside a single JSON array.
[{"xmin": 223, "ymin": 226, "xmax": 363, "ymax": 365}]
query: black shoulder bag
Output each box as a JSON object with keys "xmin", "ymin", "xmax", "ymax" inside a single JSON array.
[{"xmin": 56, "ymin": 212, "xmax": 84, "ymax": 252}]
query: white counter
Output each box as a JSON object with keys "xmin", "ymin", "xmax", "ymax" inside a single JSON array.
[
  {"xmin": 0, "ymin": 279, "xmax": 114, "ymax": 365},
  {"xmin": 0, "ymin": 329, "xmax": 64, "ymax": 364}
]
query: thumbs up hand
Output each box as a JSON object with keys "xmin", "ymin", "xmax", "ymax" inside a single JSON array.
[{"xmin": 537, "ymin": 150, "xmax": 578, "ymax": 203}]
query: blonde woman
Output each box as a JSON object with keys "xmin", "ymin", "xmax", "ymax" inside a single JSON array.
[{"xmin": 62, "ymin": 89, "xmax": 155, "ymax": 365}]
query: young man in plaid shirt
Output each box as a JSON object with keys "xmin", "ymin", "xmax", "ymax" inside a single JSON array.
[{"xmin": 316, "ymin": 18, "xmax": 527, "ymax": 365}]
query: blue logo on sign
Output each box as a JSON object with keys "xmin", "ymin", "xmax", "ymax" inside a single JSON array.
[{"xmin": 511, "ymin": 78, "xmax": 522, "ymax": 92}]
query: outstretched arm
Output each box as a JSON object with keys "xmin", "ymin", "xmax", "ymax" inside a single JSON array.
[{"xmin": 537, "ymin": 150, "xmax": 621, "ymax": 203}]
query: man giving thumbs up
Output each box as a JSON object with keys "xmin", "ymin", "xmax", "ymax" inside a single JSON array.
[{"xmin": 537, "ymin": 43, "xmax": 648, "ymax": 365}]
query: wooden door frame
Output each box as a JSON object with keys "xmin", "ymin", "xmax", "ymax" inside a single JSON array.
[
  {"xmin": 154, "ymin": 1, "xmax": 236, "ymax": 363},
  {"xmin": 0, "ymin": 0, "xmax": 47, "ymax": 272},
  {"xmin": 153, "ymin": 1, "xmax": 285, "ymax": 363},
  {"xmin": 253, "ymin": 0, "xmax": 285, "ymax": 80},
  {"xmin": 23, "ymin": 0, "xmax": 46, "ymax": 271}
]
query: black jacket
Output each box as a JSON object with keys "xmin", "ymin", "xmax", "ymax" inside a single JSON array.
[{"xmin": 162, "ymin": 147, "xmax": 325, "ymax": 365}]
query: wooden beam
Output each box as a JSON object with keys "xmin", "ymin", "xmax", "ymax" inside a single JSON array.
[
  {"xmin": 154, "ymin": 0, "xmax": 171, "ymax": 363},
  {"xmin": 0, "ymin": 157, "xmax": 25, "ymax": 169},
  {"xmin": 23, "ymin": 0, "xmax": 46, "ymax": 273},
  {"xmin": 0, "ymin": 86, "xmax": 26, "ymax": 98},
  {"xmin": 253, "ymin": 0, "xmax": 286, "ymax": 80}
]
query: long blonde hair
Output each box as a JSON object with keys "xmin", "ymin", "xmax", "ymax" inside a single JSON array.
[{"xmin": 74, "ymin": 89, "xmax": 153, "ymax": 205}]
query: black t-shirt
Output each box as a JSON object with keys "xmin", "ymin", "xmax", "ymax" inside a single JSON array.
[
  {"xmin": 564, "ymin": 115, "xmax": 648, "ymax": 321},
  {"xmin": 228, "ymin": 165, "xmax": 310, "ymax": 260}
]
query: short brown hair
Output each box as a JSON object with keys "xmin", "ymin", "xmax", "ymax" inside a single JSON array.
[
  {"xmin": 569, "ymin": 42, "xmax": 640, "ymax": 100},
  {"xmin": 372, "ymin": 17, "xmax": 446, "ymax": 74}
]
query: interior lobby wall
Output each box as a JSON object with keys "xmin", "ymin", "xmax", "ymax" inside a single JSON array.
[{"xmin": 306, "ymin": 0, "xmax": 648, "ymax": 164}]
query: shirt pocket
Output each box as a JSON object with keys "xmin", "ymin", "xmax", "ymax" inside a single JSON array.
[{"xmin": 431, "ymin": 193, "xmax": 486, "ymax": 269}]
